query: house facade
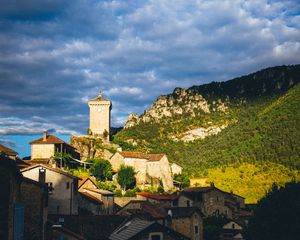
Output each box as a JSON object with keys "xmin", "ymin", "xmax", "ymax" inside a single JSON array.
[
  {"xmin": 21, "ymin": 164, "xmax": 79, "ymax": 215},
  {"xmin": 178, "ymin": 184, "xmax": 247, "ymax": 219},
  {"xmin": 21, "ymin": 177, "xmax": 48, "ymax": 240},
  {"xmin": 30, "ymin": 131, "xmax": 79, "ymax": 162},
  {"xmin": 166, "ymin": 207, "xmax": 203, "ymax": 240},
  {"xmin": 110, "ymin": 151, "xmax": 174, "ymax": 191}
]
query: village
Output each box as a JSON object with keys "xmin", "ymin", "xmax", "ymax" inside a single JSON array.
[{"xmin": 0, "ymin": 92, "xmax": 253, "ymax": 240}]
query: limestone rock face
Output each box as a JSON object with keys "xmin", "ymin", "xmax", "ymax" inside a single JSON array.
[
  {"xmin": 70, "ymin": 136, "xmax": 119, "ymax": 161},
  {"xmin": 124, "ymin": 87, "xmax": 222, "ymax": 129},
  {"xmin": 171, "ymin": 124, "xmax": 228, "ymax": 142}
]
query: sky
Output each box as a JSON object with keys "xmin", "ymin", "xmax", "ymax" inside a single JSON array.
[{"xmin": 0, "ymin": 0, "xmax": 300, "ymax": 157}]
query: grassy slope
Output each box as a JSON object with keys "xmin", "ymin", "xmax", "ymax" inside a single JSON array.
[{"xmin": 113, "ymin": 70, "xmax": 300, "ymax": 203}]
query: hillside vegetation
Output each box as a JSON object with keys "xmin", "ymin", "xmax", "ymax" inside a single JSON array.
[{"xmin": 113, "ymin": 65, "xmax": 300, "ymax": 203}]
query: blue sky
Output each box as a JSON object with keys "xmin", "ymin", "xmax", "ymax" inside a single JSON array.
[{"xmin": 0, "ymin": 0, "xmax": 300, "ymax": 157}]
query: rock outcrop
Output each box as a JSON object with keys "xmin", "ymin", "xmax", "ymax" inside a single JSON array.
[{"xmin": 70, "ymin": 135, "xmax": 119, "ymax": 161}]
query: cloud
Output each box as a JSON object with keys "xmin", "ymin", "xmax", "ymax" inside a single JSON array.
[{"xmin": 0, "ymin": 0, "xmax": 299, "ymax": 136}]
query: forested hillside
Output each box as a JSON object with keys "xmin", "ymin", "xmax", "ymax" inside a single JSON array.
[{"xmin": 113, "ymin": 65, "xmax": 300, "ymax": 202}]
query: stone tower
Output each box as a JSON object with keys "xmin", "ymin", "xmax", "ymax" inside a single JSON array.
[{"xmin": 88, "ymin": 91, "xmax": 112, "ymax": 139}]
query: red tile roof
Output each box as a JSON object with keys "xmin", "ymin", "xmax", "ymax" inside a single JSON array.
[
  {"xmin": 184, "ymin": 187, "xmax": 213, "ymax": 193},
  {"xmin": 120, "ymin": 200, "xmax": 166, "ymax": 219},
  {"xmin": 118, "ymin": 151, "xmax": 165, "ymax": 161},
  {"xmin": 137, "ymin": 192, "xmax": 178, "ymax": 201},
  {"xmin": 30, "ymin": 134, "xmax": 74, "ymax": 149},
  {"xmin": 0, "ymin": 144, "xmax": 18, "ymax": 155}
]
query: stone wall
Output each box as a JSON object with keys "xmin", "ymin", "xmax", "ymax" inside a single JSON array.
[
  {"xmin": 22, "ymin": 167, "xmax": 78, "ymax": 215},
  {"xmin": 21, "ymin": 180, "xmax": 47, "ymax": 240},
  {"xmin": 31, "ymin": 144, "xmax": 54, "ymax": 159}
]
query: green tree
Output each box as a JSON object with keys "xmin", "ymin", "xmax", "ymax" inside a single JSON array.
[
  {"xmin": 203, "ymin": 215, "xmax": 228, "ymax": 240},
  {"xmin": 246, "ymin": 181, "xmax": 300, "ymax": 240},
  {"xmin": 117, "ymin": 165, "xmax": 136, "ymax": 190},
  {"xmin": 90, "ymin": 159, "xmax": 112, "ymax": 181}
]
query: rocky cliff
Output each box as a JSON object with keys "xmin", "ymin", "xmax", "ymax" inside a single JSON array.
[{"xmin": 70, "ymin": 135, "xmax": 119, "ymax": 161}]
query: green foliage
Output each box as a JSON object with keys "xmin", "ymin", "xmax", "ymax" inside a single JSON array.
[
  {"xmin": 246, "ymin": 181, "xmax": 300, "ymax": 240},
  {"xmin": 124, "ymin": 189, "xmax": 137, "ymax": 197},
  {"xmin": 174, "ymin": 173, "xmax": 190, "ymax": 188},
  {"xmin": 113, "ymin": 70, "xmax": 300, "ymax": 202},
  {"xmin": 117, "ymin": 165, "xmax": 136, "ymax": 190},
  {"xmin": 54, "ymin": 151, "xmax": 76, "ymax": 169},
  {"xmin": 114, "ymin": 189, "xmax": 122, "ymax": 197},
  {"xmin": 96, "ymin": 181, "xmax": 116, "ymax": 191},
  {"xmin": 90, "ymin": 159, "xmax": 113, "ymax": 181},
  {"xmin": 157, "ymin": 179, "xmax": 164, "ymax": 193},
  {"xmin": 70, "ymin": 167, "xmax": 90, "ymax": 178}
]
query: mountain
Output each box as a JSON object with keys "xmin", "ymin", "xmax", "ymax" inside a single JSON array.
[{"xmin": 113, "ymin": 65, "xmax": 300, "ymax": 203}]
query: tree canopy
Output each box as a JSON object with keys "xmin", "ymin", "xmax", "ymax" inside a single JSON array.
[
  {"xmin": 246, "ymin": 181, "xmax": 300, "ymax": 240},
  {"xmin": 90, "ymin": 159, "xmax": 112, "ymax": 181},
  {"xmin": 117, "ymin": 165, "xmax": 136, "ymax": 190}
]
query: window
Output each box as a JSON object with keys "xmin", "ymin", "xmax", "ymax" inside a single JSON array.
[
  {"xmin": 187, "ymin": 200, "xmax": 190, "ymax": 207},
  {"xmin": 194, "ymin": 225, "xmax": 199, "ymax": 234},
  {"xmin": 47, "ymin": 182, "xmax": 53, "ymax": 194},
  {"xmin": 66, "ymin": 182, "xmax": 70, "ymax": 189},
  {"xmin": 216, "ymin": 196, "xmax": 219, "ymax": 202},
  {"xmin": 149, "ymin": 233, "xmax": 163, "ymax": 240},
  {"xmin": 232, "ymin": 223, "xmax": 235, "ymax": 229}
]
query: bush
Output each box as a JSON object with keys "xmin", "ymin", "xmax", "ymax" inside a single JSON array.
[
  {"xmin": 124, "ymin": 189, "xmax": 136, "ymax": 197},
  {"xmin": 90, "ymin": 159, "xmax": 112, "ymax": 181},
  {"xmin": 114, "ymin": 189, "xmax": 122, "ymax": 197}
]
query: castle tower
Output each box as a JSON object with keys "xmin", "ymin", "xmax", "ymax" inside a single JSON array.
[{"xmin": 88, "ymin": 91, "xmax": 112, "ymax": 138}]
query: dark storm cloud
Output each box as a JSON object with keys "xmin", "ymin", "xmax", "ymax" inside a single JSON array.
[{"xmin": 0, "ymin": 0, "xmax": 300, "ymax": 136}]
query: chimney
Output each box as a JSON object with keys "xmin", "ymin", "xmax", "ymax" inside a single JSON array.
[
  {"xmin": 43, "ymin": 131, "xmax": 47, "ymax": 141},
  {"xmin": 210, "ymin": 182, "xmax": 215, "ymax": 188},
  {"xmin": 39, "ymin": 168, "xmax": 46, "ymax": 184}
]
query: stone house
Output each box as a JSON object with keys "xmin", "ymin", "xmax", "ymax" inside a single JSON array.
[
  {"xmin": 0, "ymin": 144, "xmax": 18, "ymax": 160},
  {"xmin": 165, "ymin": 207, "xmax": 203, "ymax": 240},
  {"xmin": 110, "ymin": 151, "xmax": 174, "ymax": 191},
  {"xmin": 178, "ymin": 184, "xmax": 247, "ymax": 219},
  {"xmin": 21, "ymin": 177, "xmax": 48, "ymax": 240},
  {"xmin": 79, "ymin": 188, "xmax": 115, "ymax": 214},
  {"xmin": 0, "ymin": 155, "xmax": 24, "ymax": 240},
  {"xmin": 0, "ymin": 144, "xmax": 31, "ymax": 169},
  {"xmin": 30, "ymin": 131, "xmax": 80, "ymax": 164},
  {"xmin": 21, "ymin": 164, "xmax": 79, "ymax": 215},
  {"xmin": 221, "ymin": 221, "xmax": 244, "ymax": 240},
  {"xmin": 77, "ymin": 176, "xmax": 115, "ymax": 215},
  {"xmin": 137, "ymin": 192, "xmax": 179, "ymax": 207},
  {"xmin": 109, "ymin": 218, "xmax": 189, "ymax": 240},
  {"xmin": 170, "ymin": 163, "xmax": 182, "ymax": 175}
]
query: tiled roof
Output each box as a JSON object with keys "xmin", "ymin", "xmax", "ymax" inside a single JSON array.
[
  {"xmin": 109, "ymin": 218, "xmax": 153, "ymax": 240},
  {"xmin": 118, "ymin": 151, "xmax": 165, "ymax": 161},
  {"xmin": 21, "ymin": 164, "xmax": 78, "ymax": 179},
  {"xmin": 78, "ymin": 176, "xmax": 98, "ymax": 189},
  {"xmin": 110, "ymin": 218, "xmax": 189, "ymax": 240},
  {"xmin": 137, "ymin": 192, "xmax": 178, "ymax": 201},
  {"xmin": 48, "ymin": 214, "xmax": 129, "ymax": 240},
  {"xmin": 27, "ymin": 158, "xmax": 51, "ymax": 165},
  {"xmin": 119, "ymin": 200, "xmax": 166, "ymax": 219},
  {"xmin": 184, "ymin": 186, "xmax": 213, "ymax": 193},
  {"xmin": 79, "ymin": 191, "xmax": 103, "ymax": 204},
  {"xmin": 0, "ymin": 144, "xmax": 18, "ymax": 155},
  {"xmin": 84, "ymin": 187, "xmax": 114, "ymax": 196},
  {"xmin": 30, "ymin": 134, "xmax": 74, "ymax": 149},
  {"xmin": 164, "ymin": 207, "xmax": 203, "ymax": 218}
]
